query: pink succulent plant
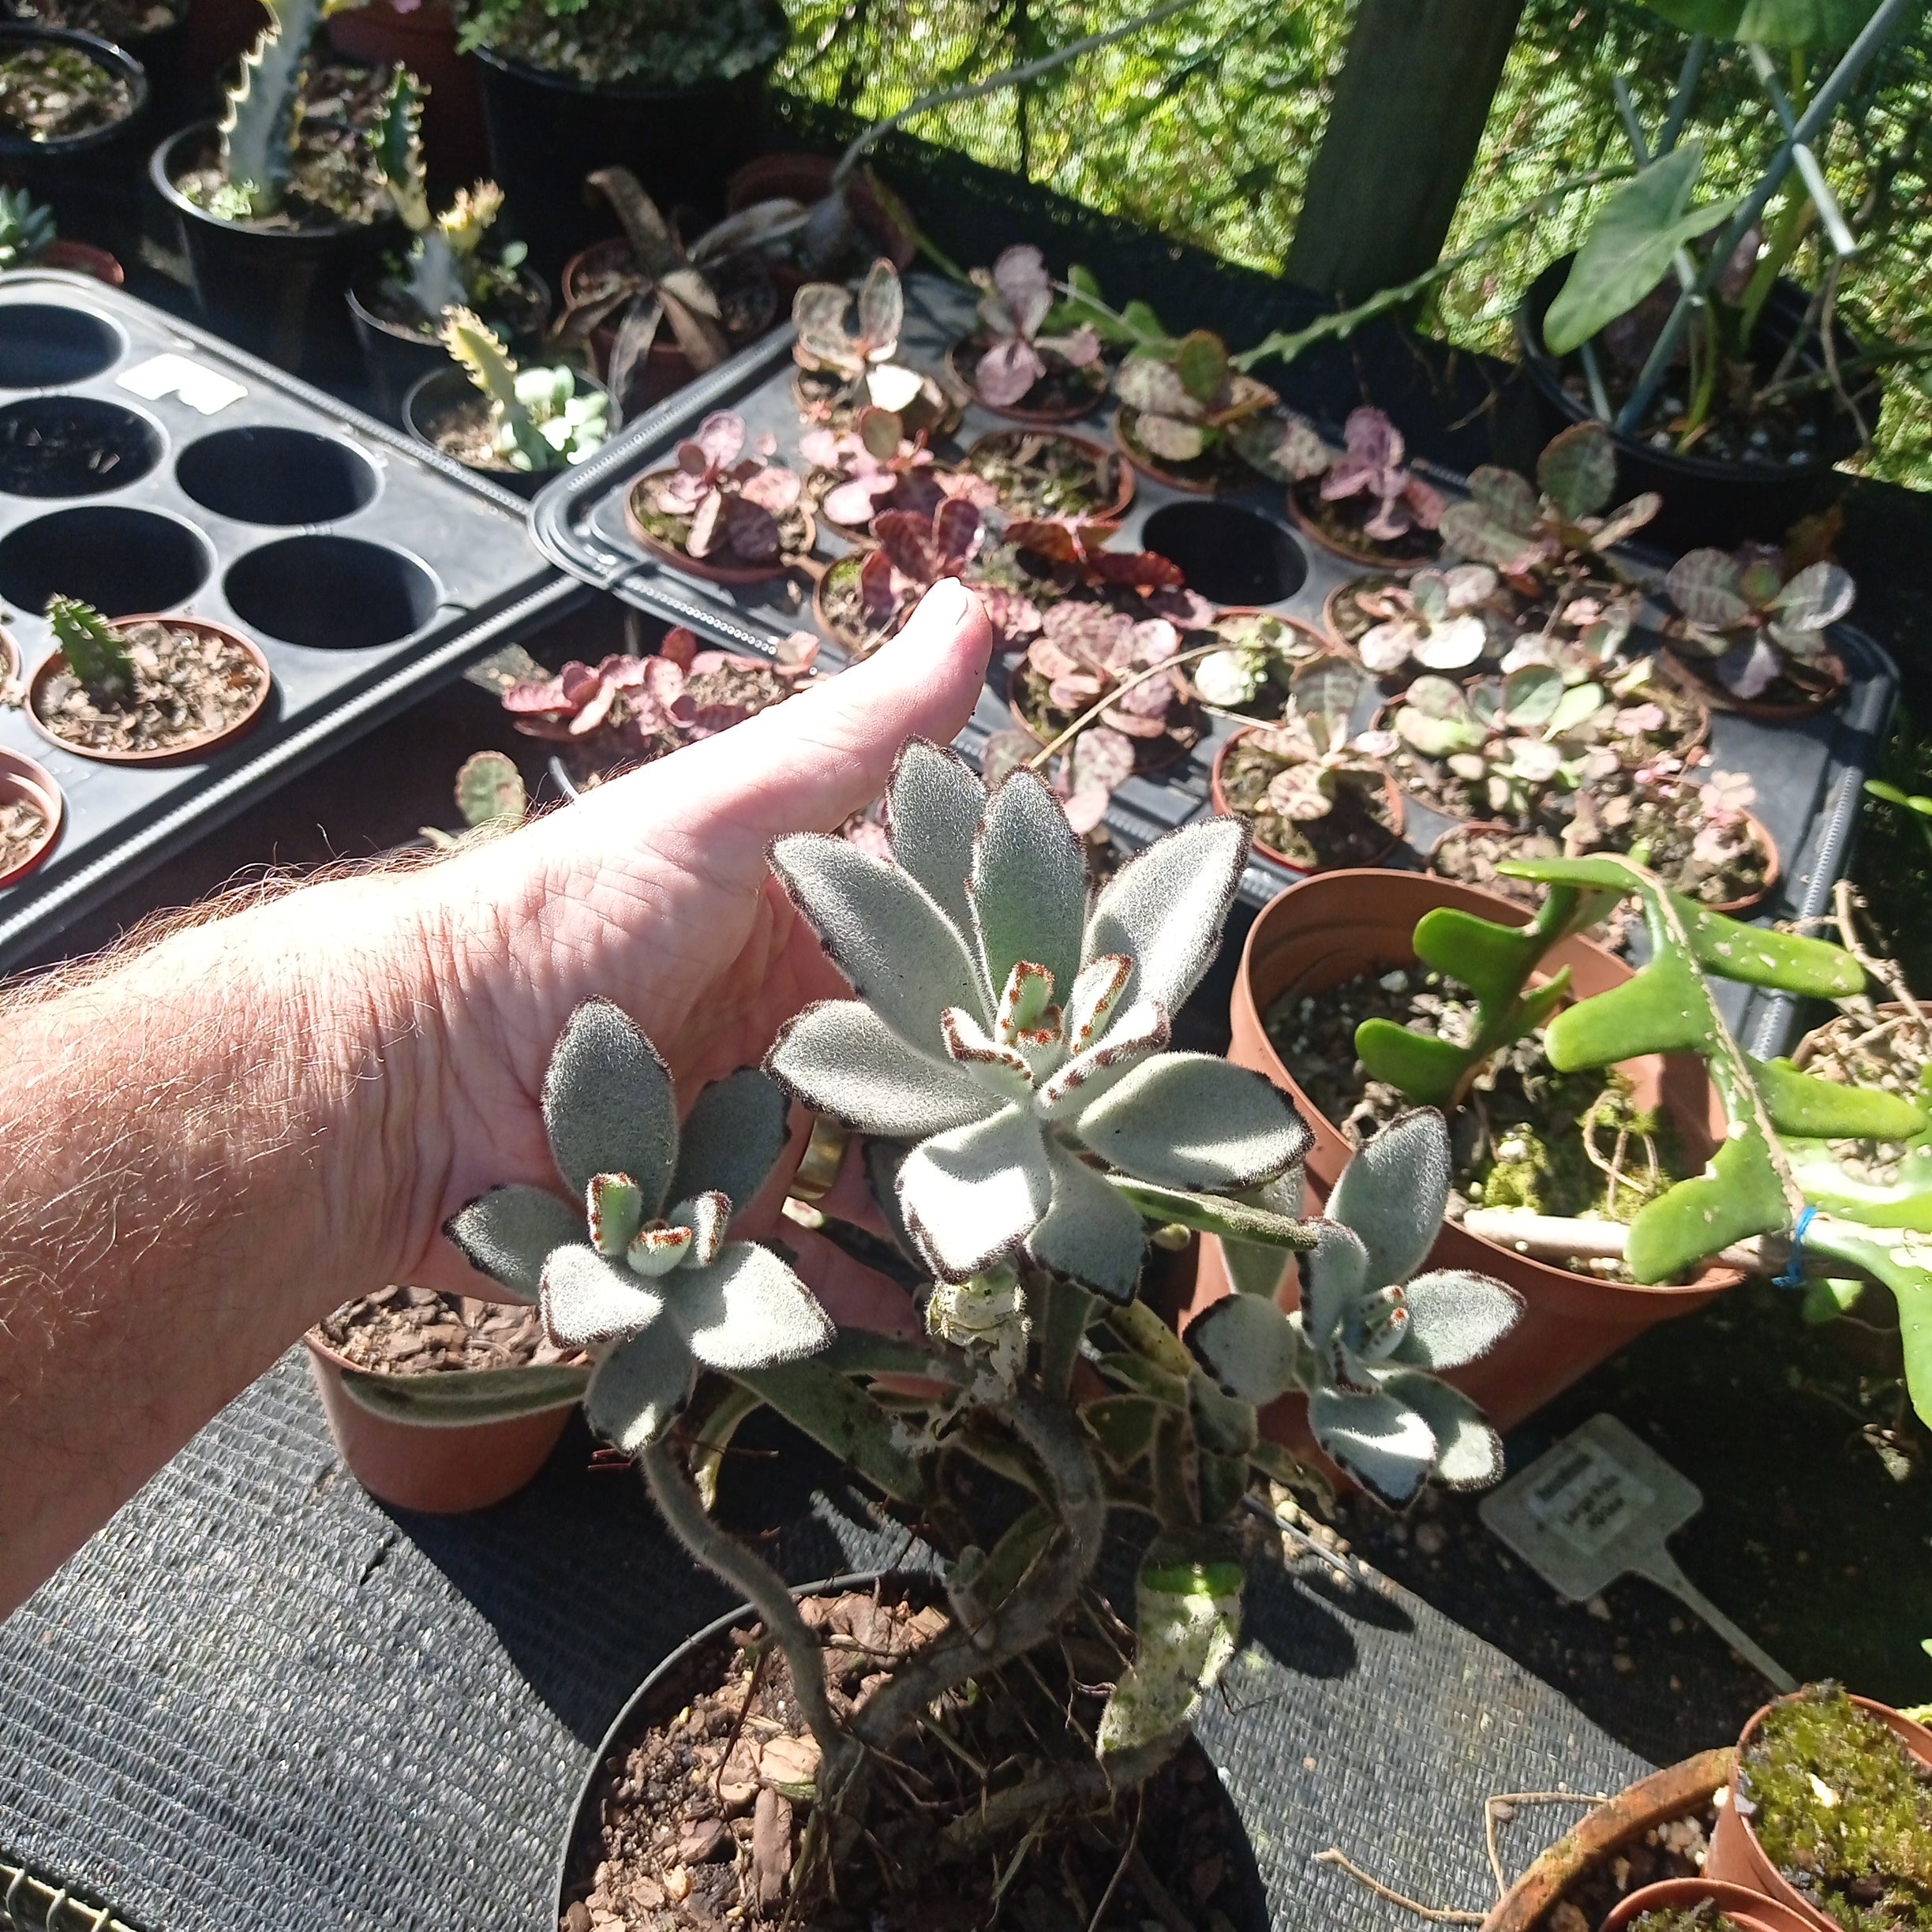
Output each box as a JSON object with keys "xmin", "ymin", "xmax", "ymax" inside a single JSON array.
[
  {"xmin": 1320, "ymin": 406, "xmax": 1445, "ymax": 544},
  {"xmin": 972, "ymin": 245, "xmax": 1103, "ymax": 408},
  {"xmin": 648, "ymin": 410, "xmax": 804, "ymax": 564}
]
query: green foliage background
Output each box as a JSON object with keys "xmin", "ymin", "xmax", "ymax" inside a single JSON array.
[{"xmin": 774, "ymin": 0, "xmax": 1932, "ymax": 486}]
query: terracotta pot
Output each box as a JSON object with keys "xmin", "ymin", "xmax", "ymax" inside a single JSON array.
[
  {"xmin": 1286, "ymin": 477, "xmax": 1441, "ymax": 577},
  {"xmin": 725, "ymin": 150, "xmax": 834, "ymax": 211},
  {"xmin": 945, "ymin": 339, "xmax": 1105, "ymax": 425},
  {"xmin": 1112, "ymin": 407, "xmax": 1249, "ymax": 496},
  {"xmin": 1662, "ymin": 641, "xmax": 1845, "ymax": 724},
  {"xmin": 624, "ymin": 470, "xmax": 816, "ymax": 586},
  {"xmin": 1322, "ymin": 574, "xmax": 1394, "ymax": 652},
  {"xmin": 305, "ymin": 1329, "xmax": 574, "ymax": 1514},
  {"xmin": 1705, "ymin": 1693, "xmax": 1932, "ymax": 1928},
  {"xmin": 1209, "ymin": 728, "xmax": 1404, "ymax": 875},
  {"xmin": 1186, "ymin": 870, "xmax": 1738, "ymax": 1454},
  {"xmin": 39, "ymin": 238, "xmax": 123, "ymax": 285},
  {"xmin": 327, "ymin": 2, "xmax": 488, "ymax": 193},
  {"xmin": 27, "ymin": 615, "xmax": 271, "ymax": 764},
  {"xmin": 1602, "ymin": 1878, "xmax": 1829, "ymax": 1932},
  {"xmin": 964, "ymin": 427, "xmax": 1134, "ymax": 525},
  {"xmin": 1481, "ymin": 1749, "xmax": 1734, "ymax": 1932},
  {"xmin": 0, "ymin": 742, "xmax": 64, "ymax": 887}
]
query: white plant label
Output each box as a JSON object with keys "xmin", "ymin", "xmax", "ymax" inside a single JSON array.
[
  {"xmin": 1523, "ymin": 1438, "xmax": 1657, "ymax": 1556},
  {"xmin": 118, "ymin": 354, "xmax": 247, "ymax": 415}
]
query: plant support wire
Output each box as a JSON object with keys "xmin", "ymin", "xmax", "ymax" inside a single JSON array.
[
  {"xmin": 1611, "ymin": 0, "xmax": 1926, "ymax": 436},
  {"xmin": 2, "ymin": 1856, "xmax": 138, "ymax": 1932}
]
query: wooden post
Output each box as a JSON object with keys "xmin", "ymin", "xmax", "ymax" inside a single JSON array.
[{"xmin": 1286, "ymin": 0, "xmax": 1530, "ymax": 303}]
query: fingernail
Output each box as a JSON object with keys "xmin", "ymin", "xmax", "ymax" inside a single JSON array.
[{"xmin": 908, "ymin": 575, "xmax": 970, "ymax": 631}]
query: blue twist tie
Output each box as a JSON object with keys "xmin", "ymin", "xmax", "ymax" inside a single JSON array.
[{"xmin": 1773, "ymin": 1204, "xmax": 1818, "ymax": 1290}]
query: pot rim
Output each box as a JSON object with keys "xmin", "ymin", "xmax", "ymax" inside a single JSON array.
[
  {"xmin": 623, "ymin": 466, "xmax": 817, "ymax": 585},
  {"xmin": 1602, "ymin": 1877, "xmax": 1819, "ymax": 1932},
  {"xmin": 944, "ymin": 338, "xmax": 1106, "ymax": 426},
  {"xmin": 0, "ymin": 741, "xmax": 64, "ymax": 888},
  {"xmin": 1112, "ymin": 406, "xmax": 1252, "ymax": 496},
  {"xmin": 0, "ymin": 21, "xmax": 148, "ymax": 156},
  {"xmin": 148, "ymin": 120, "xmax": 382, "ymax": 239},
  {"xmin": 1209, "ymin": 724, "xmax": 1406, "ymax": 875},
  {"xmin": 1286, "ymin": 474, "xmax": 1441, "ymax": 578},
  {"xmin": 402, "ymin": 361, "xmax": 610, "ymax": 485},
  {"xmin": 470, "ymin": 41, "xmax": 770, "ymax": 99},
  {"xmin": 348, "ymin": 258, "xmax": 550, "ymax": 346},
  {"xmin": 36, "ymin": 236, "xmax": 124, "ymax": 284},
  {"xmin": 1515, "ymin": 254, "xmax": 1870, "ymax": 476},
  {"xmin": 1236, "ymin": 867, "xmax": 1745, "ymax": 1304},
  {"xmin": 25, "ymin": 612, "xmax": 272, "ymax": 766},
  {"xmin": 962, "ymin": 424, "xmax": 1135, "ymax": 523},
  {"xmin": 811, "ymin": 552, "xmax": 903, "ymax": 657}
]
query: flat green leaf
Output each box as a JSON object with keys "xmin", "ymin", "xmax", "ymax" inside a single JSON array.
[
  {"xmin": 1784, "ymin": 1137, "xmax": 1932, "ymax": 1230},
  {"xmin": 1353, "ymin": 1020, "xmax": 1469, "ymax": 1110},
  {"xmin": 971, "ymin": 768, "xmax": 1087, "ymax": 999},
  {"xmin": 1640, "ymin": 0, "xmax": 1884, "ymax": 44},
  {"xmin": 1750, "ymin": 1054, "xmax": 1927, "ymax": 1141},
  {"xmin": 1805, "ymin": 1221, "xmax": 1932, "ymax": 1427},
  {"xmin": 1544, "ymin": 949, "xmax": 1715, "ymax": 1067},
  {"xmin": 1537, "ymin": 422, "xmax": 1617, "ymax": 521},
  {"xmin": 1096, "ymin": 1552, "xmax": 1243, "ymax": 1758},
  {"xmin": 1678, "ymin": 904, "xmax": 1868, "ymax": 997},
  {"xmin": 1174, "ymin": 329, "xmax": 1230, "ymax": 403},
  {"xmin": 1084, "ymin": 1392, "xmax": 1164, "ymax": 1470},
  {"xmin": 1413, "ymin": 905, "xmax": 1566, "ymax": 1009},
  {"xmin": 736, "ymin": 1357, "xmax": 924, "ymax": 1502},
  {"xmin": 542, "ymin": 999, "xmax": 679, "ymax": 1207},
  {"xmin": 1626, "ymin": 1126, "xmax": 1789, "ymax": 1282},
  {"xmin": 1543, "ymin": 144, "xmax": 1743, "ymax": 356},
  {"xmin": 444, "ymin": 1184, "xmax": 581, "ymax": 1302},
  {"xmin": 339, "ymin": 1361, "xmax": 589, "ymax": 1425},
  {"xmin": 670, "ymin": 1069, "xmax": 792, "ymax": 1220}
]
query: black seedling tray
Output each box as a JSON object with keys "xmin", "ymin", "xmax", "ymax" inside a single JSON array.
[
  {"xmin": 0, "ymin": 270, "xmax": 584, "ymax": 970},
  {"xmin": 530, "ymin": 275, "xmax": 1896, "ymax": 1058}
]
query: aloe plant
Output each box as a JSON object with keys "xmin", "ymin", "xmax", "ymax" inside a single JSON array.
[{"xmin": 440, "ymin": 309, "xmax": 608, "ymax": 473}]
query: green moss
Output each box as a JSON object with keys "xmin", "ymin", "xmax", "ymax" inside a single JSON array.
[
  {"xmin": 1743, "ymin": 1684, "xmax": 1932, "ymax": 1932},
  {"xmin": 1629, "ymin": 1908, "xmax": 1745, "ymax": 1932},
  {"xmin": 1470, "ymin": 1071, "xmax": 1681, "ymax": 1225}
]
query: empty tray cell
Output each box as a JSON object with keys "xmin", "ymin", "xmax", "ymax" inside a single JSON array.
[
  {"xmin": 176, "ymin": 427, "xmax": 381, "ymax": 526},
  {"xmin": 0, "ymin": 396, "xmax": 163, "ymax": 499},
  {"xmin": 1140, "ymin": 501, "xmax": 1307, "ymax": 607},
  {"xmin": 0, "ymin": 504, "xmax": 212, "ymax": 616},
  {"xmin": 224, "ymin": 535, "xmax": 440, "ymax": 648},
  {"xmin": 0, "ymin": 305, "xmax": 125, "ymax": 389}
]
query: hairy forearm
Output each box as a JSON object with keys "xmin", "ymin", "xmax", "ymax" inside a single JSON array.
[{"xmin": 0, "ymin": 871, "xmax": 446, "ymax": 1612}]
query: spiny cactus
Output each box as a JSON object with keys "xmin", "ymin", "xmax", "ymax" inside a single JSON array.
[
  {"xmin": 47, "ymin": 596, "xmax": 133, "ymax": 700},
  {"xmin": 446, "ymin": 1001, "xmax": 829, "ymax": 1451},
  {"xmin": 0, "ymin": 185, "xmax": 56, "ymax": 268},
  {"xmin": 1189, "ymin": 1110, "xmax": 1523, "ymax": 1503},
  {"xmin": 441, "ymin": 308, "xmax": 608, "ymax": 473},
  {"xmin": 766, "ymin": 743, "xmax": 1312, "ymax": 1304},
  {"xmin": 1440, "ymin": 423, "xmax": 1660, "ymax": 580},
  {"xmin": 219, "ymin": 0, "xmax": 350, "ymax": 219}
]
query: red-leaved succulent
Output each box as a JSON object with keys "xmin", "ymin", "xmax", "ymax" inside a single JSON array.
[
  {"xmin": 858, "ymin": 500, "xmax": 986, "ymax": 630},
  {"xmin": 972, "ymin": 245, "xmax": 1103, "ymax": 408},
  {"xmin": 1319, "ymin": 406, "xmax": 1444, "ymax": 543},
  {"xmin": 647, "ymin": 410, "xmax": 804, "ymax": 564}
]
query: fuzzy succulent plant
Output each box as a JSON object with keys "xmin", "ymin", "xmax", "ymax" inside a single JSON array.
[
  {"xmin": 1664, "ymin": 544, "xmax": 1854, "ymax": 701},
  {"xmin": 1355, "ymin": 564, "xmax": 1500, "ymax": 680},
  {"xmin": 644, "ymin": 410, "xmax": 803, "ymax": 564},
  {"xmin": 441, "ymin": 309, "xmax": 608, "ymax": 472},
  {"xmin": 1315, "ymin": 407, "xmax": 1445, "ymax": 544},
  {"xmin": 447, "ymin": 1001, "xmax": 830, "ymax": 1451},
  {"xmin": 1189, "ymin": 1110, "xmax": 1522, "ymax": 1502},
  {"xmin": 766, "ymin": 744, "xmax": 1312, "ymax": 1302},
  {"xmin": 971, "ymin": 245, "xmax": 1104, "ymax": 409},
  {"xmin": 1112, "ymin": 330, "xmax": 1278, "ymax": 466},
  {"xmin": 1439, "ymin": 423, "xmax": 1659, "ymax": 582},
  {"xmin": 0, "ymin": 185, "xmax": 56, "ymax": 268}
]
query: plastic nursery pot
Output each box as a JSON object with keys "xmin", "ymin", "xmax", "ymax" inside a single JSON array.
[
  {"xmin": 1481, "ymin": 1749, "xmax": 1735, "ymax": 1932},
  {"xmin": 1516, "ymin": 258, "xmax": 1871, "ymax": 556},
  {"xmin": 963, "ymin": 427, "xmax": 1135, "ymax": 525},
  {"xmin": 1112, "ymin": 406, "xmax": 1252, "ymax": 496},
  {"xmin": 1601, "ymin": 1879, "xmax": 1831, "ymax": 1932},
  {"xmin": 25, "ymin": 612, "xmax": 271, "ymax": 763},
  {"xmin": 36, "ymin": 236, "xmax": 123, "ymax": 283},
  {"xmin": 1703, "ymin": 1694, "xmax": 1932, "ymax": 1928},
  {"xmin": 150, "ymin": 122, "xmax": 399, "ymax": 380},
  {"xmin": 1140, "ymin": 499, "xmax": 1307, "ymax": 608},
  {"xmin": 0, "ymin": 739, "xmax": 63, "ymax": 887},
  {"xmin": 327, "ymin": 1, "xmax": 489, "ymax": 195},
  {"xmin": 400, "ymin": 362, "xmax": 608, "ymax": 502},
  {"xmin": 1286, "ymin": 474, "xmax": 1442, "ymax": 577},
  {"xmin": 0, "ymin": 24, "xmax": 150, "ymax": 258},
  {"xmin": 623, "ymin": 468, "xmax": 817, "ymax": 586},
  {"xmin": 472, "ymin": 50, "xmax": 771, "ymax": 280},
  {"xmin": 346, "ymin": 261, "xmax": 550, "ymax": 423},
  {"xmin": 302, "ymin": 1327, "xmax": 575, "ymax": 1514},
  {"xmin": 559, "ymin": 238, "xmax": 709, "ymax": 410},
  {"xmin": 943, "ymin": 338, "xmax": 1105, "ymax": 426},
  {"xmin": 1208, "ymin": 727, "xmax": 1405, "ymax": 875},
  {"xmin": 1185, "ymin": 870, "xmax": 1740, "ymax": 1451},
  {"xmin": 1660, "ymin": 640, "xmax": 1846, "ymax": 725}
]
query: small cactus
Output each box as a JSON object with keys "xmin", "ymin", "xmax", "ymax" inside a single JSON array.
[
  {"xmin": 440, "ymin": 309, "xmax": 608, "ymax": 474},
  {"xmin": 47, "ymin": 597, "xmax": 133, "ymax": 701},
  {"xmin": 218, "ymin": 0, "xmax": 354, "ymax": 219}
]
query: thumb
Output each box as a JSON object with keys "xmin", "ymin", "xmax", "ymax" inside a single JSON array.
[{"xmin": 560, "ymin": 578, "xmax": 995, "ymax": 887}]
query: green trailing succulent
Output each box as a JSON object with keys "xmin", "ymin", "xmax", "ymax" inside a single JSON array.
[
  {"xmin": 0, "ymin": 185, "xmax": 56, "ymax": 268},
  {"xmin": 374, "ymin": 69, "xmax": 524, "ymax": 326},
  {"xmin": 440, "ymin": 308, "xmax": 608, "ymax": 472}
]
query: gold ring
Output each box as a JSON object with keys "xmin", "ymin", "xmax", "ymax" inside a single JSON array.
[{"xmin": 790, "ymin": 1114, "xmax": 851, "ymax": 1202}]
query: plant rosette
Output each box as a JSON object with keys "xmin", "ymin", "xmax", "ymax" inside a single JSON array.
[
  {"xmin": 1114, "ymin": 402, "xmax": 1252, "ymax": 496},
  {"xmin": 960, "ymin": 426, "xmax": 1133, "ymax": 525},
  {"xmin": 948, "ymin": 244, "xmax": 1106, "ymax": 424},
  {"xmin": 1283, "ymin": 406, "xmax": 1445, "ymax": 575},
  {"xmin": 1211, "ymin": 727, "xmax": 1404, "ymax": 875},
  {"xmin": 28, "ymin": 602, "xmax": 271, "ymax": 764},
  {"xmin": 626, "ymin": 410, "xmax": 815, "ymax": 586},
  {"xmin": 1189, "ymin": 608, "xmax": 1339, "ymax": 722},
  {"xmin": 1705, "ymin": 1686, "xmax": 1932, "ymax": 1932},
  {"xmin": 0, "ymin": 743, "xmax": 64, "ymax": 888}
]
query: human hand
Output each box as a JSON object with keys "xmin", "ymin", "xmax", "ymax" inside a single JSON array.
[{"xmin": 391, "ymin": 578, "xmax": 994, "ymax": 1313}]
